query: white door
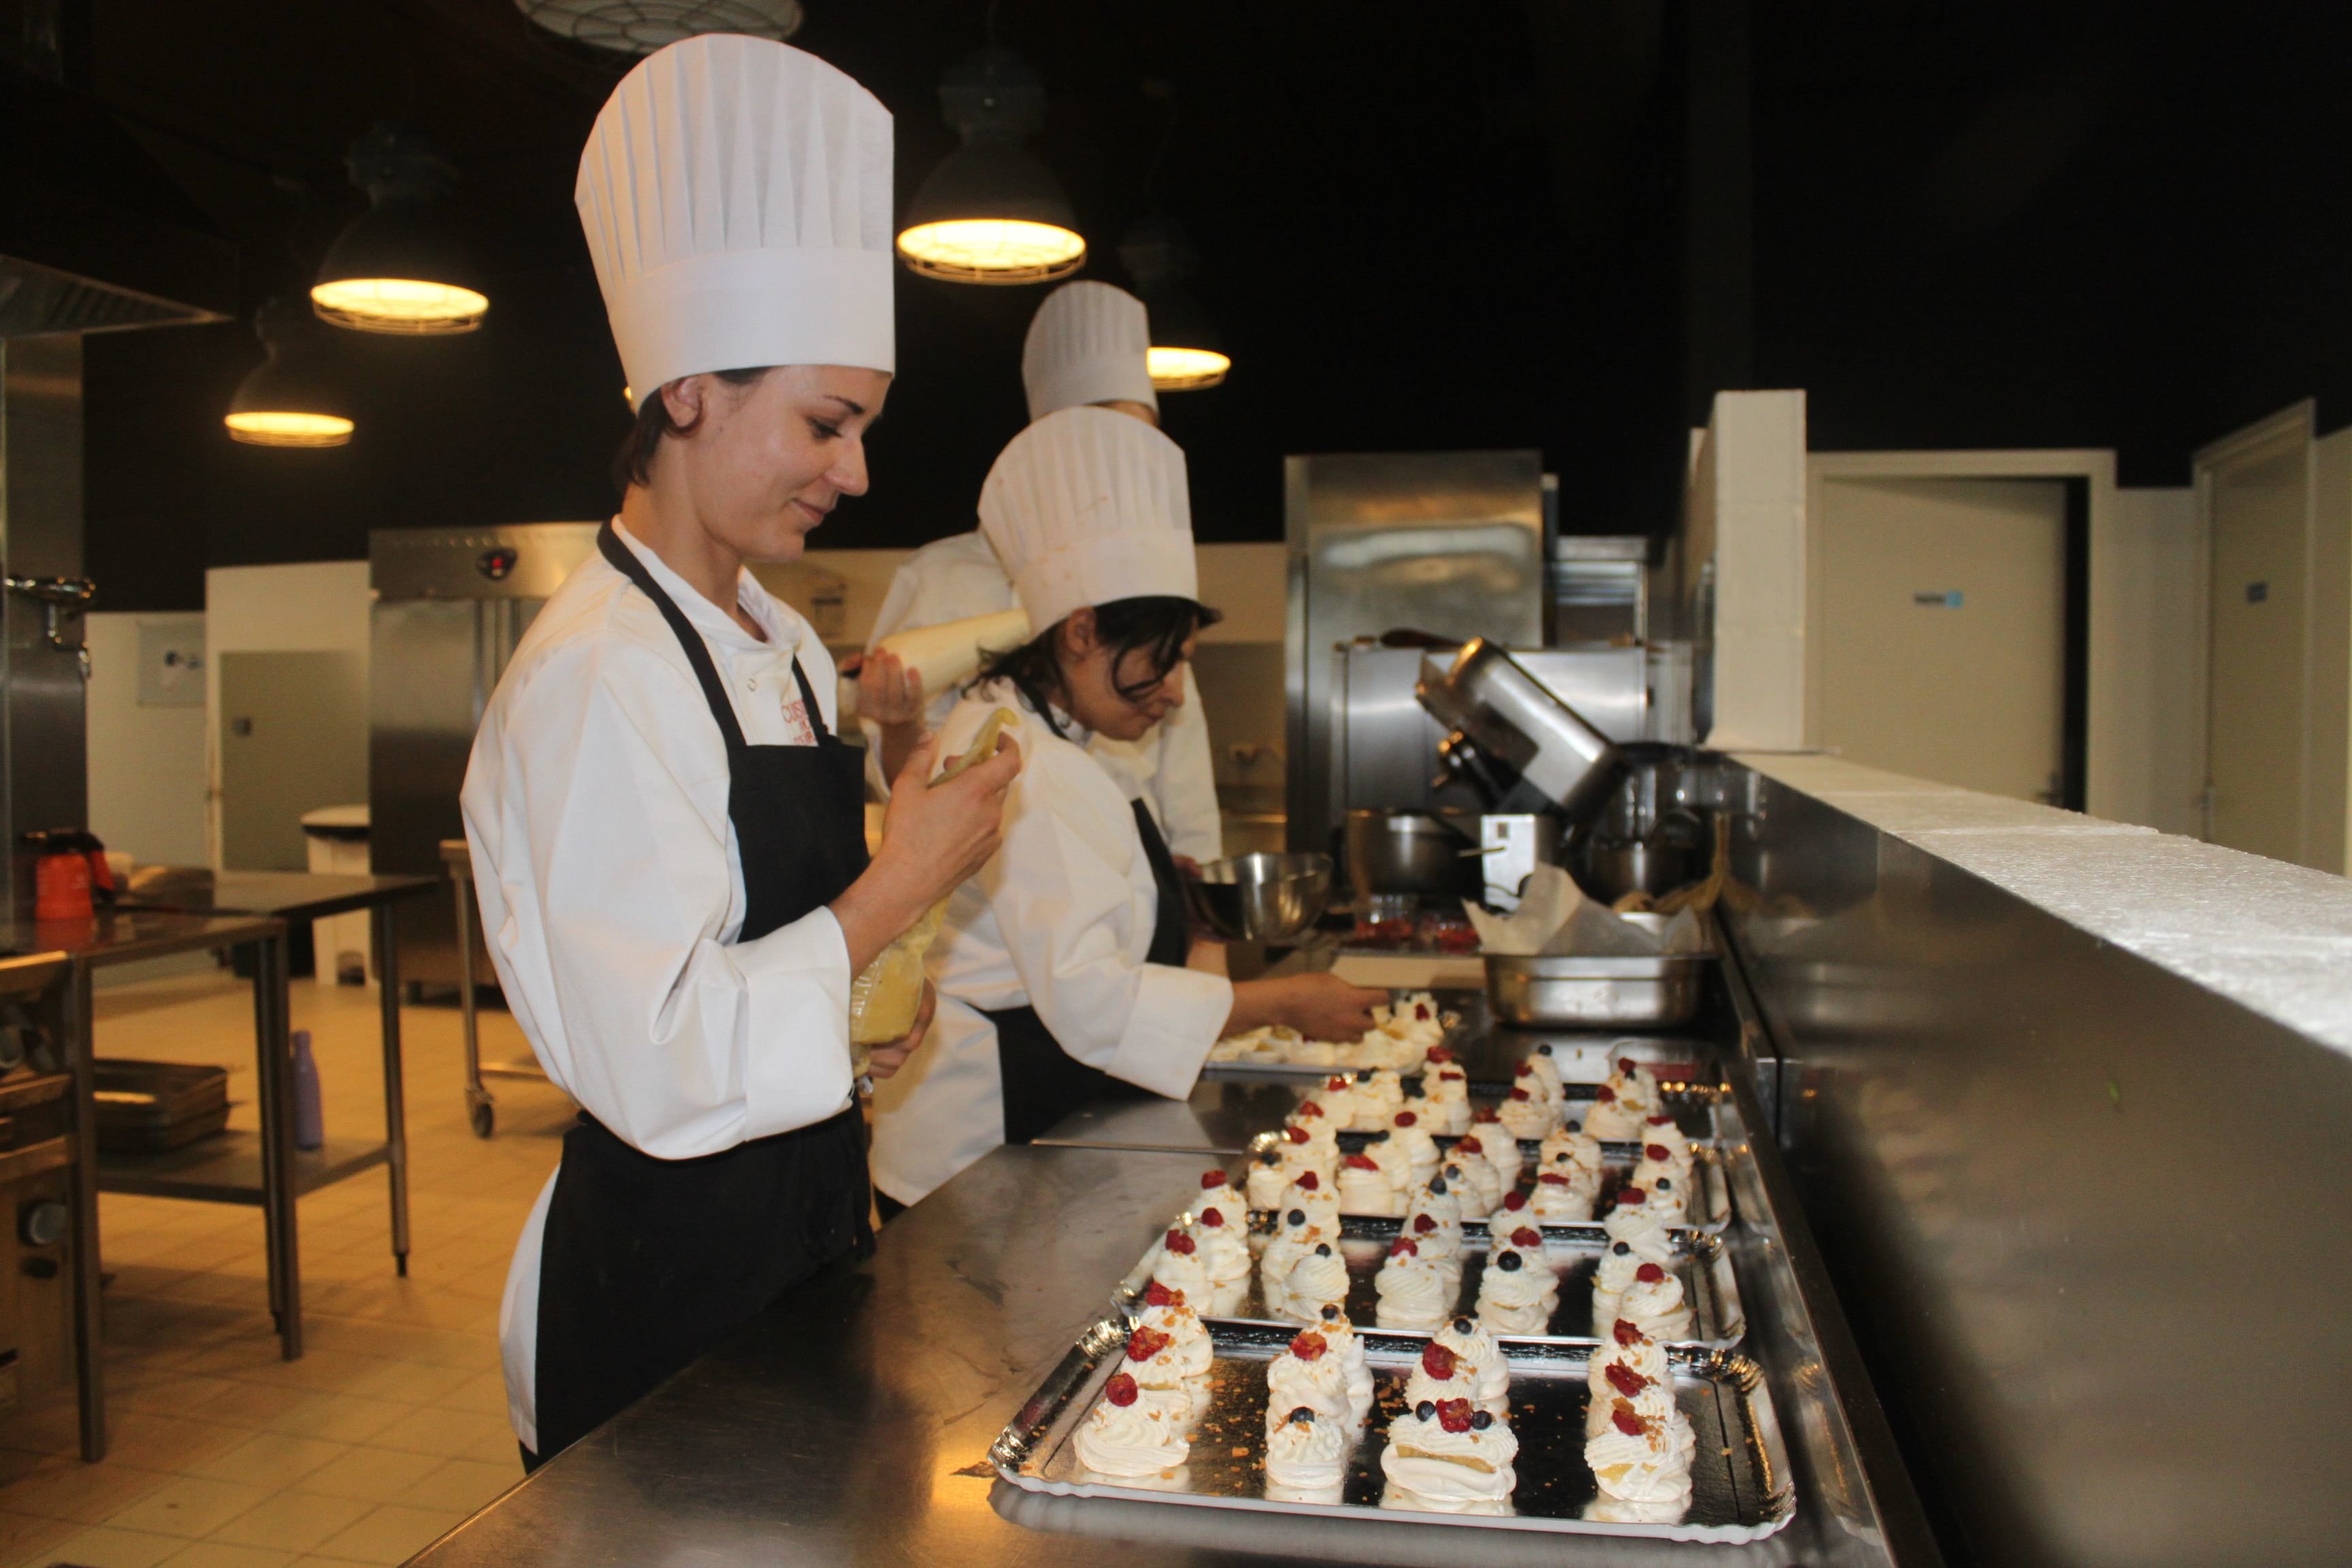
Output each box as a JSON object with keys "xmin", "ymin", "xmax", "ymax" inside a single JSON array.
[
  {"xmin": 2196, "ymin": 404, "xmax": 2314, "ymax": 864},
  {"xmin": 1812, "ymin": 476, "xmax": 2069, "ymax": 802}
]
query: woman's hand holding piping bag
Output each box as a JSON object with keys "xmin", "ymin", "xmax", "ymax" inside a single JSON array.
[
  {"xmin": 851, "ymin": 647, "xmax": 927, "ymax": 783},
  {"xmin": 831, "ymin": 732, "xmax": 1022, "ymax": 974}
]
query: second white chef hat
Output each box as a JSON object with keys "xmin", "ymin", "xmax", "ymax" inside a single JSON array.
[
  {"xmin": 577, "ymin": 35, "xmax": 895, "ymax": 408},
  {"xmin": 1021, "ymin": 280, "xmax": 1158, "ymax": 423},
  {"xmin": 979, "ymin": 406, "xmax": 1197, "ymax": 630}
]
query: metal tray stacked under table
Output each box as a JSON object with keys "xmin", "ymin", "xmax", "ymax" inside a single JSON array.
[
  {"xmin": 991, "ymin": 1315, "xmax": 1795, "ymax": 1545},
  {"xmin": 1121, "ymin": 1215, "xmax": 1746, "ymax": 1349}
]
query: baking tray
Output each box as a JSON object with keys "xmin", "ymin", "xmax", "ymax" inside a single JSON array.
[
  {"xmin": 1199, "ymin": 990, "xmax": 1484, "ymax": 1085},
  {"xmin": 1117, "ymin": 1214, "xmax": 1744, "ymax": 1349},
  {"xmin": 1242, "ymin": 1122, "xmax": 1735, "ymax": 1237},
  {"xmin": 990, "ymin": 1314, "xmax": 1794, "ymax": 1544}
]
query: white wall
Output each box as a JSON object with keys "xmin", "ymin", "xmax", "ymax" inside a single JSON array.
[
  {"xmin": 84, "ymin": 612, "xmax": 208, "ymax": 866},
  {"xmin": 204, "ymin": 561, "xmax": 372, "ymax": 869},
  {"xmin": 2097, "ymin": 487, "xmax": 2202, "ymax": 835},
  {"xmin": 1696, "ymin": 390, "xmax": 1809, "ymax": 749}
]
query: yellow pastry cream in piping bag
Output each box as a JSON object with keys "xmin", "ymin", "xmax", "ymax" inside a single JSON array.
[{"xmin": 847, "ymin": 708, "xmax": 1017, "ymax": 1056}]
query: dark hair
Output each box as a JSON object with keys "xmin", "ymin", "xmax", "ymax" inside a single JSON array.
[
  {"xmin": 981, "ymin": 595, "xmax": 1222, "ymax": 729},
  {"xmin": 611, "ymin": 368, "xmax": 771, "ymax": 494}
]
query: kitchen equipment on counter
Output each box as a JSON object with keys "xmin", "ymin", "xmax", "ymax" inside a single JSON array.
[
  {"xmin": 1476, "ymin": 811, "xmax": 1560, "ymax": 910},
  {"xmin": 1341, "ymin": 809, "xmax": 1482, "ymax": 903},
  {"xmin": 1284, "ymin": 451, "xmax": 1548, "ymax": 858},
  {"xmin": 1483, "ymin": 911, "xmax": 1714, "ymax": 1027},
  {"xmin": 1416, "ymin": 638, "xmax": 1622, "ymax": 821},
  {"xmin": 1574, "ymin": 745, "xmax": 1709, "ymax": 902},
  {"xmin": 1185, "ymin": 852, "xmax": 1331, "ymax": 943}
]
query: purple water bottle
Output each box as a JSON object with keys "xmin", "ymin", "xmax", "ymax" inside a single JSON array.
[{"xmin": 291, "ymin": 1028, "xmax": 324, "ymax": 1151}]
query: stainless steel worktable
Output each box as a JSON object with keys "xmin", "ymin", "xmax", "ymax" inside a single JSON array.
[{"xmin": 410, "ymin": 1060, "xmax": 1934, "ymax": 1567}]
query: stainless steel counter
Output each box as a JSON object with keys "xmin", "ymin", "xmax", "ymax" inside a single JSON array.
[{"xmin": 411, "ymin": 1038, "xmax": 1933, "ymax": 1566}]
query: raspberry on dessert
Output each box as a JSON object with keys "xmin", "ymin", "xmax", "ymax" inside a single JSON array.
[
  {"xmin": 1126, "ymin": 1326, "xmax": 1171, "ymax": 1362},
  {"xmin": 1617, "ymin": 1186, "xmax": 1647, "ymax": 1205},
  {"xmin": 1439, "ymin": 1069, "xmax": 1465, "ymax": 1083},
  {"xmin": 1509, "ymin": 1087, "xmax": 1531, "ymax": 1102},
  {"xmin": 1636, "ymin": 1262, "xmax": 1666, "ymax": 1283},
  {"xmin": 1501, "ymin": 1191, "xmax": 1527, "ymax": 1212},
  {"xmin": 1106, "ymin": 1373, "xmax": 1139, "ymax": 1407},
  {"xmin": 1427, "ymin": 1046, "xmax": 1454, "ymax": 1063},
  {"xmin": 1285, "ymin": 1126, "xmax": 1311, "ymax": 1145},
  {"xmin": 1605, "ymin": 1362, "xmax": 1651, "ymax": 1398},
  {"xmin": 1326, "ymin": 1076, "xmax": 1351, "ymax": 1091},
  {"xmin": 1511, "ymin": 1227, "xmax": 1541, "ymax": 1248},
  {"xmin": 1143, "ymin": 1281, "xmax": 1175, "ymax": 1307},
  {"xmin": 1613, "ymin": 1318, "xmax": 1643, "ymax": 1345},
  {"xmin": 1474, "ymin": 1107, "xmax": 1501, "ymax": 1123},
  {"xmin": 1389, "ymin": 1236, "xmax": 1420, "ymax": 1262},
  {"xmin": 1539, "ymin": 1173, "xmax": 1567, "ymax": 1186},
  {"xmin": 1297, "ymin": 1100, "xmax": 1324, "ymax": 1118},
  {"xmin": 1343, "ymin": 1154, "xmax": 1379, "ymax": 1171},
  {"xmin": 1415, "ymin": 1002, "xmax": 1433, "ymax": 1021},
  {"xmin": 1421, "ymin": 1342, "xmax": 1458, "ymax": 1380},
  {"xmin": 1296, "ymin": 1172, "xmax": 1322, "ymax": 1191},
  {"xmin": 1200, "ymin": 1206, "xmax": 1226, "ymax": 1227},
  {"xmin": 1646, "ymin": 1144, "xmax": 1669, "ymax": 1162},
  {"xmin": 1288, "ymin": 1331, "xmax": 1328, "ymax": 1362},
  {"xmin": 1648, "ymin": 1113, "xmax": 1675, "ymax": 1127},
  {"xmin": 1456, "ymin": 1136, "xmax": 1484, "ymax": 1155},
  {"xmin": 1436, "ymin": 1398, "xmax": 1473, "ymax": 1433},
  {"xmin": 1618, "ymin": 1057, "xmax": 1636, "ymax": 1075},
  {"xmin": 1413, "ymin": 1214, "xmax": 1437, "ymax": 1233},
  {"xmin": 1595, "ymin": 1085, "xmax": 1617, "ymax": 1103},
  {"xmin": 1164, "ymin": 1230, "xmax": 1196, "ymax": 1254},
  {"xmin": 1515, "ymin": 1062, "xmax": 1534, "ymax": 1078},
  {"xmin": 1394, "ymin": 1111, "xmax": 1418, "ymax": 1127},
  {"xmin": 1201, "ymin": 1171, "xmax": 1226, "ymax": 1189},
  {"xmin": 1611, "ymin": 1401, "xmax": 1647, "ymax": 1437}
]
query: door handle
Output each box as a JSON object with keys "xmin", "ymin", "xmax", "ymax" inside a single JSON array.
[{"xmin": 4, "ymin": 572, "xmax": 95, "ymax": 679}]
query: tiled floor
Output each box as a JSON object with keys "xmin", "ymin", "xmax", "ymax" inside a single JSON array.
[{"xmin": 1, "ymin": 966, "xmax": 574, "ymax": 1568}]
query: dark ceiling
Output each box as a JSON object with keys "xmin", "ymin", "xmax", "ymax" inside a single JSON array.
[{"xmin": 29, "ymin": 0, "xmax": 2352, "ymax": 612}]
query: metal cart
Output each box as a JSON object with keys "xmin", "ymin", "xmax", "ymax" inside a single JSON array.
[{"xmin": 442, "ymin": 838, "xmax": 545, "ymax": 1137}]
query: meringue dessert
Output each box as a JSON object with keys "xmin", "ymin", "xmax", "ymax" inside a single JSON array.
[
  {"xmin": 1122, "ymin": 1322, "xmax": 1213, "ymax": 1423},
  {"xmin": 1584, "ymin": 1393, "xmax": 1693, "ymax": 1521},
  {"xmin": 1433, "ymin": 1314, "xmax": 1512, "ymax": 1416},
  {"xmin": 1639, "ymin": 1113, "xmax": 1695, "ymax": 1171},
  {"xmin": 1586, "ymin": 1316, "xmax": 1674, "ymax": 1435},
  {"xmin": 1311, "ymin": 1301, "xmax": 1377, "ymax": 1424},
  {"xmin": 1281, "ymin": 1170, "xmax": 1343, "ymax": 1234},
  {"xmin": 1439, "ymin": 1154, "xmax": 1501, "ymax": 1219},
  {"xmin": 1281, "ymin": 1242, "xmax": 1352, "ymax": 1321},
  {"xmin": 1134, "ymin": 1281, "xmax": 1214, "ymax": 1379},
  {"xmin": 1475, "ymin": 1227, "xmax": 1558, "ymax": 1336},
  {"xmin": 1539, "ymin": 1126, "xmax": 1605, "ymax": 1183},
  {"xmin": 1338, "ymin": 1152, "xmax": 1403, "ymax": 1218},
  {"xmin": 1245, "ymin": 1145, "xmax": 1297, "ymax": 1211},
  {"xmin": 1265, "ymin": 1326, "xmax": 1358, "ymax": 1426},
  {"xmin": 1309, "ymin": 1074, "xmax": 1363, "ymax": 1131},
  {"xmin": 1258, "ymin": 1206, "xmax": 1324, "ymax": 1316},
  {"xmin": 1149, "ymin": 1227, "xmax": 1211, "ymax": 1298},
  {"xmin": 1355, "ymin": 1068, "xmax": 1406, "ymax": 1124},
  {"xmin": 1422, "ymin": 1058, "xmax": 1474, "ymax": 1136},
  {"xmin": 1400, "ymin": 1337, "xmax": 1478, "ymax": 1414},
  {"xmin": 1263, "ymin": 1403, "xmax": 1352, "ymax": 1501},
  {"xmin": 1581, "ymin": 1082, "xmax": 1646, "ymax": 1141},
  {"xmin": 1524, "ymin": 1041, "xmax": 1567, "ymax": 1105},
  {"xmin": 1639, "ymin": 1168, "xmax": 1690, "ymax": 1224},
  {"xmin": 1074, "ymin": 1370, "xmax": 1194, "ymax": 1477},
  {"xmin": 1192, "ymin": 1200, "xmax": 1254, "ymax": 1288},
  {"xmin": 1604, "ymin": 1187, "xmax": 1676, "ymax": 1259},
  {"xmin": 1197, "ymin": 1167, "xmax": 1248, "ymax": 1224},
  {"xmin": 1385, "ymin": 1114, "xmax": 1442, "ymax": 1191},
  {"xmin": 1616, "ymin": 1260, "xmax": 1695, "ymax": 1339},
  {"xmin": 1529, "ymin": 1169, "xmax": 1596, "ymax": 1224},
  {"xmin": 1373, "ymin": 1237, "xmax": 1456, "ymax": 1331},
  {"xmin": 1591, "ymin": 1237, "xmax": 1655, "ymax": 1328},
  {"xmin": 1379, "ymin": 1396, "xmax": 1519, "ymax": 1512}
]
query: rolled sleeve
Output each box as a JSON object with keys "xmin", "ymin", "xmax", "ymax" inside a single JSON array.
[{"xmin": 1107, "ymin": 962, "xmax": 1232, "ymax": 1098}]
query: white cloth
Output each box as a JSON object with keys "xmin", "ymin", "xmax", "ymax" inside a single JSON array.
[
  {"xmin": 1022, "ymin": 280, "xmax": 1158, "ymax": 422},
  {"xmin": 868, "ymin": 683, "xmax": 1234, "ymax": 1204},
  {"xmin": 462, "ymin": 521, "xmax": 854, "ymax": 1453},
  {"xmin": 862, "ymin": 531, "xmax": 1223, "ymax": 862},
  {"xmin": 979, "ymin": 406, "xmax": 1197, "ymax": 631},
  {"xmin": 578, "ymin": 34, "xmax": 895, "ymax": 405}
]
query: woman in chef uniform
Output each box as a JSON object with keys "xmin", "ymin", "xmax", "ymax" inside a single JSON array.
[
  {"xmin": 868, "ymin": 408, "xmax": 1384, "ymax": 1205},
  {"xmin": 858, "ymin": 280, "xmax": 1224, "ymax": 866},
  {"xmin": 461, "ymin": 36, "xmax": 1019, "ymax": 1468}
]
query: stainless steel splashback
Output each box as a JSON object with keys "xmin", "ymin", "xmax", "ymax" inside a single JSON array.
[
  {"xmin": 1721, "ymin": 770, "xmax": 2352, "ymax": 1567},
  {"xmin": 370, "ymin": 524, "xmax": 597, "ymax": 990},
  {"xmin": 1283, "ymin": 451, "xmax": 1545, "ymax": 854},
  {"xmin": 1, "ymin": 336, "xmax": 85, "ymax": 917}
]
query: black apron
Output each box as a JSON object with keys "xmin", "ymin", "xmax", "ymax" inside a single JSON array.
[
  {"xmin": 527, "ymin": 524, "xmax": 875, "ymax": 1467},
  {"xmin": 989, "ymin": 797, "xmax": 1194, "ymax": 1145}
]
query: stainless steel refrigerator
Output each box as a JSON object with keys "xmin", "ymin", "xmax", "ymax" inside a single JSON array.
[{"xmin": 370, "ymin": 523, "xmax": 598, "ymax": 991}]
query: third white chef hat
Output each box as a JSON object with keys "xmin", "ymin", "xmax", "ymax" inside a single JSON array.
[
  {"xmin": 979, "ymin": 406, "xmax": 1196, "ymax": 630},
  {"xmin": 1021, "ymin": 280, "xmax": 1158, "ymax": 423},
  {"xmin": 578, "ymin": 34, "xmax": 894, "ymax": 408}
]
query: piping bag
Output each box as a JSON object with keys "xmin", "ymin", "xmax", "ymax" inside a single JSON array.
[{"xmin": 847, "ymin": 708, "xmax": 1018, "ymax": 1074}]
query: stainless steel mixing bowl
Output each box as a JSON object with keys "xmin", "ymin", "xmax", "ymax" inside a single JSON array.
[{"xmin": 1185, "ymin": 853, "xmax": 1333, "ymax": 943}]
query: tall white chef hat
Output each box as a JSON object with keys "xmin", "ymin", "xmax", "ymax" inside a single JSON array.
[
  {"xmin": 578, "ymin": 35, "xmax": 894, "ymax": 408},
  {"xmin": 979, "ymin": 406, "xmax": 1197, "ymax": 630},
  {"xmin": 1021, "ymin": 280, "xmax": 1158, "ymax": 423}
]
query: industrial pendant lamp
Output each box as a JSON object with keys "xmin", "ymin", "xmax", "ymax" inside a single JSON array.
[
  {"xmin": 896, "ymin": 46, "xmax": 1085, "ymax": 284},
  {"xmin": 225, "ymin": 297, "xmax": 355, "ymax": 447},
  {"xmin": 312, "ymin": 124, "xmax": 488, "ymax": 335},
  {"xmin": 1122, "ymin": 213, "xmax": 1228, "ymax": 391},
  {"xmin": 513, "ymin": 0, "xmax": 802, "ymax": 54}
]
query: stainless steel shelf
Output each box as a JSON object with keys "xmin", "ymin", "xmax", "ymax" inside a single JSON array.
[{"xmin": 98, "ymin": 1132, "xmax": 390, "ymax": 1205}]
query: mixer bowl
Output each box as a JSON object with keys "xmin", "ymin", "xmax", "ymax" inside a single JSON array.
[{"xmin": 1186, "ymin": 853, "xmax": 1332, "ymax": 943}]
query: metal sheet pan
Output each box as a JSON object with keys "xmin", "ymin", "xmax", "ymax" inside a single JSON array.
[
  {"xmin": 1116, "ymin": 1215, "xmax": 1745, "ymax": 1350},
  {"xmin": 992, "ymin": 1314, "xmax": 1794, "ymax": 1545}
]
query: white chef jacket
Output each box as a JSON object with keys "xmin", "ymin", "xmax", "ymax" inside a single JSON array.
[
  {"xmin": 867, "ymin": 681, "xmax": 1234, "ymax": 1204},
  {"xmin": 864, "ymin": 531, "xmax": 1224, "ymax": 862},
  {"xmin": 461, "ymin": 521, "xmax": 855, "ymax": 1454}
]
